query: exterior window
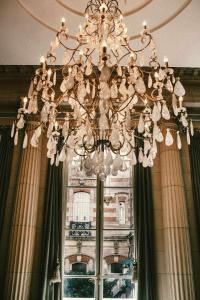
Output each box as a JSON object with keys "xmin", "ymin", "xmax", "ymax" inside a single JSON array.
[
  {"xmin": 110, "ymin": 263, "xmax": 123, "ymax": 274},
  {"xmin": 72, "ymin": 263, "xmax": 87, "ymax": 274},
  {"xmin": 73, "ymin": 192, "xmax": 90, "ymax": 222},
  {"xmin": 63, "ymin": 157, "xmax": 137, "ymax": 300},
  {"xmin": 118, "ymin": 201, "xmax": 125, "ymax": 225}
]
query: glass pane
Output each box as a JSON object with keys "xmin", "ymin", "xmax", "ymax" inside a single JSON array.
[
  {"xmin": 65, "ymin": 188, "xmax": 96, "ymax": 229},
  {"xmin": 64, "ymin": 230, "xmax": 96, "ymax": 275},
  {"xmin": 103, "ymin": 230, "xmax": 135, "ymax": 276},
  {"xmin": 67, "ymin": 156, "xmax": 97, "ymax": 187},
  {"xmin": 64, "ymin": 277, "xmax": 95, "ymax": 298},
  {"xmin": 103, "ymin": 278, "xmax": 137, "ymax": 299},
  {"xmin": 104, "ymin": 159, "xmax": 132, "ymax": 188},
  {"xmin": 103, "ymin": 188, "xmax": 133, "ymax": 230}
]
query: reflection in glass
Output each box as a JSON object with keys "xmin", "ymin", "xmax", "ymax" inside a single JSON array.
[
  {"xmin": 64, "ymin": 277, "xmax": 95, "ymax": 298},
  {"xmin": 103, "ymin": 278, "xmax": 135, "ymax": 299}
]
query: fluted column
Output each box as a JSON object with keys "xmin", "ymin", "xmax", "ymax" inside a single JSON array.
[
  {"xmin": 4, "ymin": 122, "xmax": 42, "ymax": 300},
  {"xmin": 160, "ymin": 128, "xmax": 195, "ymax": 300}
]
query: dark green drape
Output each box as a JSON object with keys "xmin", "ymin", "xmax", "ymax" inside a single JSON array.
[
  {"xmin": 134, "ymin": 163, "xmax": 155, "ymax": 300},
  {"xmin": 0, "ymin": 126, "xmax": 13, "ymax": 240},
  {"xmin": 189, "ymin": 132, "xmax": 200, "ymax": 247},
  {"xmin": 40, "ymin": 162, "xmax": 63, "ymax": 300}
]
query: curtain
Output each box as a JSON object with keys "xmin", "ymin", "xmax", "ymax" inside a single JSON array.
[
  {"xmin": 134, "ymin": 163, "xmax": 155, "ymax": 300},
  {"xmin": 0, "ymin": 126, "xmax": 13, "ymax": 240},
  {"xmin": 189, "ymin": 132, "xmax": 200, "ymax": 247},
  {"xmin": 40, "ymin": 162, "xmax": 63, "ymax": 300}
]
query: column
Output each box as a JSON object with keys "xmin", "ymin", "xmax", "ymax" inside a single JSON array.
[
  {"xmin": 4, "ymin": 122, "xmax": 42, "ymax": 300},
  {"xmin": 160, "ymin": 127, "xmax": 195, "ymax": 300}
]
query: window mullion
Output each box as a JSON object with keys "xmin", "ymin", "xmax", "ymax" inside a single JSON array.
[{"xmin": 95, "ymin": 178, "xmax": 104, "ymax": 300}]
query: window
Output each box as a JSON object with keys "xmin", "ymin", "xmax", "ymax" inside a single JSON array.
[
  {"xmin": 72, "ymin": 263, "xmax": 87, "ymax": 274},
  {"xmin": 110, "ymin": 263, "xmax": 123, "ymax": 274},
  {"xmin": 73, "ymin": 192, "xmax": 90, "ymax": 222},
  {"xmin": 63, "ymin": 156, "xmax": 137, "ymax": 300}
]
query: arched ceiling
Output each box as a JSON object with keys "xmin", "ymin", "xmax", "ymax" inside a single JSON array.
[{"xmin": 0, "ymin": 0, "xmax": 200, "ymax": 67}]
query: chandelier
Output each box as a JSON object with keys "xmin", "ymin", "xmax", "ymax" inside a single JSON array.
[{"xmin": 12, "ymin": 0, "xmax": 194, "ymax": 180}]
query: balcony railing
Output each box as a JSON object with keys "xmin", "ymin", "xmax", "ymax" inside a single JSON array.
[{"xmin": 69, "ymin": 222, "xmax": 91, "ymax": 237}]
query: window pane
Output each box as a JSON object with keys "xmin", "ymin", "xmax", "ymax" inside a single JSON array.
[
  {"xmin": 103, "ymin": 278, "xmax": 136, "ymax": 299},
  {"xmin": 103, "ymin": 230, "xmax": 134, "ymax": 276},
  {"xmin": 64, "ymin": 230, "xmax": 96, "ymax": 275},
  {"xmin": 65, "ymin": 188, "xmax": 96, "ymax": 229},
  {"xmin": 64, "ymin": 277, "xmax": 95, "ymax": 298},
  {"xmin": 103, "ymin": 188, "xmax": 133, "ymax": 230}
]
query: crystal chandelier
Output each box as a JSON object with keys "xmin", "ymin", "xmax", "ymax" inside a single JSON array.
[{"xmin": 12, "ymin": 0, "xmax": 194, "ymax": 180}]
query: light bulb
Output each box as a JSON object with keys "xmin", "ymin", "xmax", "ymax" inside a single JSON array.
[
  {"xmin": 163, "ymin": 56, "xmax": 168, "ymax": 63},
  {"xmin": 142, "ymin": 20, "xmax": 147, "ymax": 28},
  {"xmin": 40, "ymin": 56, "xmax": 45, "ymax": 64},
  {"xmin": 61, "ymin": 17, "xmax": 65, "ymax": 26},
  {"xmin": 23, "ymin": 97, "xmax": 28, "ymax": 109}
]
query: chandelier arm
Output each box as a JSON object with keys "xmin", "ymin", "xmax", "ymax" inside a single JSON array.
[
  {"xmin": 69, "ymin": 94, "xmax": 93, "ymax": 123},
  {"xmin": 125, "ymin": 34, "xmax": 153, "ymax": 54}
]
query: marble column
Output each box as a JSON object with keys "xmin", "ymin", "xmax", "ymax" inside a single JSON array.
[
  {"xmin": 4, "ymin": 122, "xmax": 42, "ymax": 300},
  {"xmin": 160, "ymin": 128, "xmax": 195, "ymax": 300}
]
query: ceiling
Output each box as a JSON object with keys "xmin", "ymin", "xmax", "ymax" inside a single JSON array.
[{"xmin": 0, "ymin": 0, "xmax": 200, "ymax": 67}]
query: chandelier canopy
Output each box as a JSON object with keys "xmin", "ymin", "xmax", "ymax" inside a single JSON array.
[{"xmin": 12, "ymin": 0, "xmax": 193, "ymax": 180}]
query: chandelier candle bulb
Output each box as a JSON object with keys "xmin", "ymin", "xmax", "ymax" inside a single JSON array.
[
  {"xmin": 61, "ymin": 17, "xmax": 65, "ymax": 28},
  {"xmin": 102, "ymin": 41, "xmax": 107, "ymax": 53},
  {"xmin": 12, "ymin": 0, "xmax": 193, "ymax": 179},
  {"xmin": 142, "ymin": 20, "xmax": 147, "ymax": 29},
  {"xmin": 40, "ymin": 56, "xmax": 46, "ymax": 69},
  {"xmin": 47, "ymin": 69, "xmax": 52, "ymax": 81},
  {"xmin": 164, "ymin": 56, "xmax": 169, "ymax": 67}
]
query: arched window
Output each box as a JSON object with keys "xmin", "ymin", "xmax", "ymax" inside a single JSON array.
[
  {"xmin": 72, "ymin": 262, "xmax": 87, "ymax": 274},
  {"xmin": 73, "ymin": 192, "xmax": 90, "ymax": 222}
]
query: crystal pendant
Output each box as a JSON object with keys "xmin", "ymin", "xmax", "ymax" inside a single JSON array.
[
  {"xmin": 142, "ymin": 155, "xmax": 148, "ymax": 168},
  {"xmin": 135, "ymin": 77, "xmax": 146, "ymax": 94},
  {"xmin": 172, "ymin": 94, "xmax": 178, "ymax": 116},
  {"xmin": 131, "ymin": 150, "xmax": 137, "ymax": 165},
  {"xmin": 105, "ymin": 150, "xmax": 113, "ymax": 166},
  {"xmin": 23, "ymin": 132, "xmax": 28, "ymax": 149},
  {"xmin": 11, "ymin": 122, "xmax": 15, "ymax": 138},
  {"xmin": 127, "ymin": 84, "xmax": 135, "ymax": 97},
  {"xmin": 190, "ymin": 120, "xmax": 194, "ymax": 136},
  {"xmin": 119, "ymin": 78, "xmax": 127, "ymax": 96},
  {"xmin": 117, "ymin": 66, "xmax": 122, "ymax": 76},
  {"xmin": 17, "ymin": 115, "xmax": 25, "ymax": 129},
  {"xmin": 85, "ymin": 61, "xmax": 92, "ymax": 76},
  {"xmin": 162, "ymin": 103, "xmax": 170, "ymax": 120},
  {"xmin": 148, "ymin": 74, "xmax": 153, "ymax": 88},
  {"xmin": 110, "ymin": 81, "xmax": 118, "ymax": 98},
  {"xmin": 187, "ymin": 128, "xmax": 191, "ymax": 145},
  {"xmin": 138, "ymin": 114, "xmax": 145, "ymax": 133},
  {"xmin": 113, "ymin": 154, "xmax": 123, "ymax": 171},
  {"xmin": 31, "ymin": 133, "xmax": 38, "ymax": 147},
  {"xmin": 166, "ymin": 78, "xmax": 173, "ymax": 93},
  {"xmin": 165, "ymin": 128, "xmax": 173, "ymax": 146},
  {"xmin": 100, "ymin": 82, "xmax": 110, "ymax": 100},
  {"xmin": 100, "ymin": 66, "xmax": 111, "ymax": 82},
  {"xmin": 152, "ymin": 103, "xmax": 161, "ymax": 123},
  {"xmin": 174, "ymin": 78, "xmax": 185, "ymax": 97},
  {"xmin": 132, "ymin": 94, "xmax": 138, "ymax": 105},
  {"xmin": 59, "ymin": 147, "xmax": 67, "ymax": 162},
  {"xmin": 153, "ymin": 123, "xmax": 163, "ymax": 142},
  {"xmin": 176, "ymin": 131, "xmax": 182, "ymax": 150},
  {"xmin": 14, "ymin": 130, "xmax": 18, "ymax": 146},
  {"xmin": 138, "ymin": 148, "xmax": 144, "ymax": 163}
]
